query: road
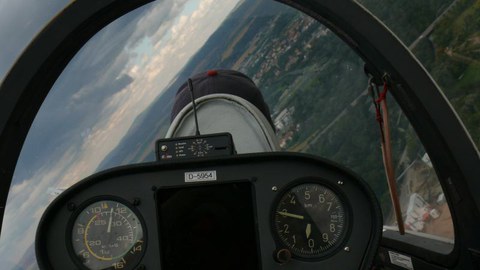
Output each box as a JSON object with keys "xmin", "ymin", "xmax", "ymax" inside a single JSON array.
[
  {"xmin": 305, "ymin": 88, "xmax": 369, "ymax": 150},
  {"xmin": 409, "ymin": 0, "xmax": 461, "ymax": 50},
  {"xmin": 303, "ymin": 1, "xmax": 462, "ymax": 150}
]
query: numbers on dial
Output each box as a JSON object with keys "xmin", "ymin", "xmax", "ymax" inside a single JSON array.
[
  {"xmin": 273, "ymin": 183, "xmax": 347, "ymax": 259},
  {"xmin": 71, "ymin": 199, "xmax": 145, "ymax": 270}
]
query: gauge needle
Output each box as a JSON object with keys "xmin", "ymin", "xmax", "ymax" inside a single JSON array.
[
  {"xmin": 306, "ymin": 223, "xmax": 311, "ymax": 238},
  {"xmin": 107, "ymin": 208, "xmax": 113, "ymax": 233},
  {"xmin": 277, "ymin": 211, "xmax": 304, "ymax": 220}
]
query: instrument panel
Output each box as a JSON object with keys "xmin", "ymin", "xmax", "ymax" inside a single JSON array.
[{"xmin": 36, "ymin": 153, "xmax": 381, "ymax": 270}]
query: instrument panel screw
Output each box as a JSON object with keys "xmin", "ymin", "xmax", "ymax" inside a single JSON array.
[
  {"xmin": 133, "ymin": 198, "xmax": 141, "ymax": 206},
  {"xmin": 67, "ymin": 202, "xmax": 76, "ymax": 211},
  {"xmin": 160, "ymin": 145, "xmax": 168, "ymax": 152},
  {"xmin": 337, "ymin": 180, "xmax": 344, "ymax": 185},
  {"xmin": 344, "ymin": 246, "xmax": 350, "ymax": 252},
  {"xmin": 272, "ymin": 186, "xmax": 278, "ymax": 192},
  {"xmin": 275, "ymin": 248, "xmax": 292, "ymax": 264}
]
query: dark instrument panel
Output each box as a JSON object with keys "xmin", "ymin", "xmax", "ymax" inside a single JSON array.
[{"xmin": 36, "ymin": 153, "xmax": 382, "ymax": 270}]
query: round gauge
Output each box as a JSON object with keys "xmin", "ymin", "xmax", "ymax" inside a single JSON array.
[
  {"xmin": 273, "ymin": 182, "xmax": 348, "ymax": 259},
  {"xmin": 70, "ymin": 199, "xmax": 145, "ymax": 270},
  {"xmin": 188, "ymin": 138, "xmax": 213, "ymax": 156}
]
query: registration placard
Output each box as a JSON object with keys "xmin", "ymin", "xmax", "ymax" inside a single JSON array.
[{"xmin": 184, "ymin": 170, "xmax": 217, "ymax": 182}]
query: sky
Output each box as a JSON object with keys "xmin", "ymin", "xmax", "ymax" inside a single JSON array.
[
  {"xmin": 0, "ymin": 0, "xmax": 240, "ymax": 268},
  {"xmin": 0, "ymin": 0, "xmax": 72, "ymax": 83}
]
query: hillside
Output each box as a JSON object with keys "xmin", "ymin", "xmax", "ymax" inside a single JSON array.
[{"xmin": 417, "ymin": 0, "xmax": 480, "ymax": 146}]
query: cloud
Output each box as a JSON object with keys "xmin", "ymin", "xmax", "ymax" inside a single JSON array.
[
  {"xmin": 128, "ymin": 0, "xmax": 189, "ymax": 48},
  {"xmin": 0, "ymin": 145, "xmax": 79, "ymax": 260},
  {"xmin": 0, "ymin": 0, "xmax": 240, "ymax": 266}
]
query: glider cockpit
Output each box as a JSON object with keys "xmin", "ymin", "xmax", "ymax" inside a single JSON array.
[
  {"xmin": 1, "ymin": 1, "xmax": 480, "ymax": 270},
  {"xmin": 36, "ymin": 152, "xmax": 381, "ymax": 270}
]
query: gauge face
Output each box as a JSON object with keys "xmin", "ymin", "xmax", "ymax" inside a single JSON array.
[
  {"xmin": 71, "ymin": 199, "xmax": 145, "ymax": 270},
  {"xmin": 188, "ymin": 138, "xmax": 213, "ymax": 156},
  {"xmin": 273, "ymin": 183, "xmax": 348, "ymax": 259}
]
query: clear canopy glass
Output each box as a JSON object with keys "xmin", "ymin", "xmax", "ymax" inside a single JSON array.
[{"xmin": 2, "ymin": 0, "xmax": 473, "ymax": 268}]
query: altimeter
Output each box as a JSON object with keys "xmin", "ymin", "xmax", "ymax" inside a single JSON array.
[{"xmin": 273, "ymin": 182, "xmax": 349, "ymax": 259}]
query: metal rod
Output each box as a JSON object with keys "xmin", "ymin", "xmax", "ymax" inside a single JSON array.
[{"xmin": 188, "ymin": 78, "xmax": 201, "ymax": 136}]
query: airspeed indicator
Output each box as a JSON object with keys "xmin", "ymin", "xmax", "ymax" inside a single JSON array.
[{"xmin": 70, "ymin": 199, "xmax": 145, "ymax": 270}]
